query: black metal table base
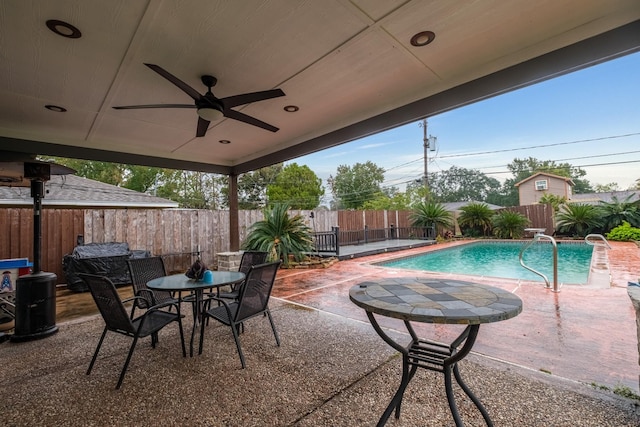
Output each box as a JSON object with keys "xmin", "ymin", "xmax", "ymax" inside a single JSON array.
[{"xmin": 366, "ymin": 312, "xmax": 493, "ymax": 427}]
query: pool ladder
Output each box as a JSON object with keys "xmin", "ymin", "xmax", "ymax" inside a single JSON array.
[
  {"xmin": 519, "ymin": 231, "xmax": 558, "ymax": 292},
  {"xmin": 584, "ymin": 234, "xmax": 611, "ymax": 276}
]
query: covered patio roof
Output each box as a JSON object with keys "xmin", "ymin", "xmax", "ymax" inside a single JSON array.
[{"xmin": 1, "ymin": 1, "xmax": 639, "ymax": 176}]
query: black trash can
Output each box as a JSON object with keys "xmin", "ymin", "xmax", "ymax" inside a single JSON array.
[{"xmin": 11, "ymin": 272, "xmax": 58, "ymax": 342}]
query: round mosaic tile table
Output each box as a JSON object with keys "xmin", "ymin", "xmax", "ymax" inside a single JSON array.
[{"xmin": 350, "ymin": 277, "xmax": 523, "ymax": 427}]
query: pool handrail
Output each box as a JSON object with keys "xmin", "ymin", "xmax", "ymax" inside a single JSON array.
[
  {"xmin": 585, "ymin": 234, "xmax": 612, "ymax": 249},
  {"xmin": 519, "ymin": 233, "xmax": 559, "ymax": 292}
]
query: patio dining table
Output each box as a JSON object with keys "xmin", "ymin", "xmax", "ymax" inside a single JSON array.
[
  {"xmin": 147, "ymin": 271, "xmax": 245, "ymax": 356},
  {"xmin": 350, "ymin": 277, "xmax": 522, "ymax": 427}
]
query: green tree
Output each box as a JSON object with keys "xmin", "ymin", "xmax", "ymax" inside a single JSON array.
[
  {"xmin": 428, "ymin": 166, "xmax": 501, "ymax": 203},
  {"xmin": 328, "ymin": 161, "xmax": 385, "ymax": 209},
  {"xmin": 169, "ymin": 171, "xmax": 228, "ymax": 209},
  {"xmin": 491, "ymin": 210, "xmax": 530, "ymax": 239},
  {"xmin": 266, "ymin": 163, "xmax": 323, "ymax": 209},
  {"xmin": 49, "ymin": 157, "xmax": 125, "ymax": 186},
  {"xmin": 238, "ymin": 164, "xmax": 283, "ymax": 209},
  {"xmin": 242, "ymin": 203, "xmax": 314, "ymax": 266},
  {"xmin": 458, "ymin": 202, "xmax": 494, "ymax": 236},
  {"xmin": 362, "ymin": 191, "xmax": 412, "ymax": 210},
  {"xmin": 594, "ymin": 182, "xmax": 620, "ymax": 192},
  {"xmin": 409, "ymin": 201, "xmax": 453, "ymax": 236},
  {"xmin": 123, "ymin": 165, "xmax": 168, "ymax": 193},
  {"xmin": 555, "ymin": 203, "xmax": 603, "ymax": 237}
]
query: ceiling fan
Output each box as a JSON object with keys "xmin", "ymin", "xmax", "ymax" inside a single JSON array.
[{"xmin": 113, "ymin": 63, "xmax": 285, "ymax": 137}]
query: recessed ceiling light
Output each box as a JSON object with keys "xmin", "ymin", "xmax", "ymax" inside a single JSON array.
[
  {"xmin": 45, "ymin": 105, "xmax": 67, "ymax": 113},
  {"xmin": 46, "ymin": 19, "xmax": 81, "ymax": 39},
  {"xmin": 410, "ymin": 31, "xmax": 435, "ymax": 47},
  {"xmin": 284, "ymin": 105, "xmax": 299, "ymax": 112},
  {"xmin": 219, "ymin": 140, "xmax": 231, "ymax": 144}
]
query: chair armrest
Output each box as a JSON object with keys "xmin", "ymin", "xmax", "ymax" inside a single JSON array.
[
  {"xmin": 124, "ymin": 295, "xmax": 155, "ymax": 309},
  {"xmin": 148, "ymin": 299, "xmax": 180, "ymax": 312},
  {"xmin": 203, "ymin": 296, "xmax": 236, "ymax": 318}
]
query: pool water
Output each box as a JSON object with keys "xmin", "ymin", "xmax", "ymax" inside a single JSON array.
[{"xmin": 378, "ymin": 241, "xmax": 593, "ymax": 284}]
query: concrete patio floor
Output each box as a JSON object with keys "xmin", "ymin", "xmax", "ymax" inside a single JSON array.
[{"xmin": 1, "ymin": 240, "xmax": 639, "ymax": 426}]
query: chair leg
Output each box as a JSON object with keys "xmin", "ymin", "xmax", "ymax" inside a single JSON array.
[
  {"xmin": 198, "ymin": 313, "xmax": 207, "ymax": 355},
  {"xmin": 230, "ymin": 321, "xmax": 246, "ymax": 368},
  {"xmin": 177, "ymin": 308, "xmax": 186, "ymax": 357},
  {"xmin": 116, "ymin": 336, "xmax": 140, "ymax": 390},
  {"xmin": 87, "ymin": 327, "xmax": 108, "ymax": 375},
  {"xmin": 266, "ymin": 309, "xmax": 280, "ymax": 347}
]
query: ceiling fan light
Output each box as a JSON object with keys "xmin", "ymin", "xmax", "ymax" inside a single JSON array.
[{"xmin": 197, "ymin": 107, "xmax": 224, "ymax": 122}]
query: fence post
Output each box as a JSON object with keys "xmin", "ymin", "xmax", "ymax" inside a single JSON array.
[
  {"xmin": 332, "ymin": 226, "xmax": 340, "ymax": 256},
  {"xmin": 390, "ymin": 224, "xmax": 395, "ymax": 239},
  {"xmin": 364, "ymin": 225, "xmax": 369, "ymax": 244}
]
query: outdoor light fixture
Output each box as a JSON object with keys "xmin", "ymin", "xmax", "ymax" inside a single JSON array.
[
  {"xmin": 410, "ymin": 31, "xmax": 436, "ymax": 47},
  {"xmin": 45, "ymin": 105, "xmax": 67, "ymax": 113},
  {"xmin": 46, "ymin": 19, "xmax": 82, "ymax": 39},
  {"xmin": 197, "ymin": 107, "xmax": 224, "ymax": 122}
]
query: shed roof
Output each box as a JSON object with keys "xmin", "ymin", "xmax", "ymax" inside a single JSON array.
[
  {"xmin": 514, "ymin": 172, "xmax": 575, "ymax": 187},
  {"xmin": 0, "ymin": 174, "xmax": 178, "ymax": 208}
]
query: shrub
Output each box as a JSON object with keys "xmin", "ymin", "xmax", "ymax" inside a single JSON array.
[
  {"xmin": 242, "ymin": 203, "xmax": 314, "ymax": 266},
  {"xmin": 458, "ymin": 202, "xmax": 493, "ymax": 237},
  {"xmin": 606, "ymin": 221, "xmax": 640, "ymax": 242},
  {"xmin": 409, "ymin": 201, "xmax": 453, "ymax": 237},
  {"xmin": 492, "ymin": 210, "xmax": 530, "ymax": 239},
  {"xmin": 555, "ymin": 203, "xmax": 603, "ymax": 237}
]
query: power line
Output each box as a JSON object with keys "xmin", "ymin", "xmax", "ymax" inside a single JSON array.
[{"xmin": 438, "ymin": 132, "xmax": 640, "ymax": 159}]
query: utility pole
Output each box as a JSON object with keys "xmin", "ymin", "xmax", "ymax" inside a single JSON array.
[
  {"xmin": 421, "ymin": 119, "xmax": 429, "ymax": 192},
  {"xmin": 419, "ymin": 119, "xmax": 437, "ymax": 199}
]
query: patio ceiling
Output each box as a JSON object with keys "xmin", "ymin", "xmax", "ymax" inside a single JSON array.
[{"xmin": 1, "ymin": 1, "xmax": 639, "ymax": 176}]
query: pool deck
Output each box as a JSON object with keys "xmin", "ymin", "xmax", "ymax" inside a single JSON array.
[
  {"xmin": 335, "ymin": 238, "xmax": 436, "ymax": 259},
  {"xmin": 275, "ymin": 239, "xmax": 640, "ymax": 392}
]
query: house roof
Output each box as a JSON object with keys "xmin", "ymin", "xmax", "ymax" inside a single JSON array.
[
  {"xmin": 0, "ymin": 174, "xmax": 179, "ymax": 208},
  {"xmin": 569, "ymin": 190, "xmax": 639, "ymax": 205},
  {"xmin": 514, "ymin": 172, "xmax": 575, "ymax": 187},
  {"xmin": 443, "ymin": 201, "xmax": 503, "ymax": 212},
  {"xmin": 0, "ymin": 2, "xmax": 638, "ymax": 175}
]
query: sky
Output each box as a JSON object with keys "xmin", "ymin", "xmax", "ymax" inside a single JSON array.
[{"xmin": 293, "ymin": 51, "xmax": 640, "ymax": 204}]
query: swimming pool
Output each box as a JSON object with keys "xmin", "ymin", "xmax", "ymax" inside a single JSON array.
[{"xmin": 377, "ymin": 241, "xmax": 594, "ymax": 284}]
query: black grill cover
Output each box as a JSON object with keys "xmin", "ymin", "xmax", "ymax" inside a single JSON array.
[{"xmin": 63, "ymin": 242, "xmax": 150, "ymax": 292}]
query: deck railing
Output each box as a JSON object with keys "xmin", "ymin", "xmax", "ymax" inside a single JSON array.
[{"xmin": 311, "ymin": 224, "xmax": 435, "ymax": 256}]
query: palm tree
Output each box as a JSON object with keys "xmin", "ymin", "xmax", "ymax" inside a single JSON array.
[
  {"xmin": 555, "ymin": 203, "xmax": 603, "ymax": 237},
  {"xmin": 242, "ymin": 203, "xmax": 314, "ymax": 266},
  {"xmin": 458, "ymin": 202, "xmax": 494, "ymax": 237},
  {"xmin": 491, "ymin": 210, "xmax": 530, "ymax": 239},
  {"xmin": 409, "ymin": 201, "xmax": 453, "ymax": 237},
  {"xmin": 597, "ymin": 194, "xmax": 640, "ymax": 231}
]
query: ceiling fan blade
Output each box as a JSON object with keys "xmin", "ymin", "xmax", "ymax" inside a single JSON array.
[
  {"xmin": 113, "ymin": 104, "xmax": 195, "ymax": 110},
  {"xmin": 144, "ymin": 63, "xmax": 202, "ymax": 101},
  {"xmin": 196, "ymin": 117, "xmax": 210, "ymax": 137},
  {"xmin": 221, "ymin": 89, "xmax": 285, "ymax": 109},
  {"xmin": 224, "ymin": 109, "xmax": 279, "ymax": 132}
]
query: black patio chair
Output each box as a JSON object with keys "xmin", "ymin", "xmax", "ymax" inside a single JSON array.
[
  {"xmin": 79, "ymin": 273, "xmax": 186, "ymax": 389},
  {"xmin": 217, "ymin": 250, "xmax": 268, "ymax": 301},
  {"xmin": 127, "ymin": 256, "xmax": 178, "ymax": 318},
  {"xmin": 198, "ymin": 261, "xmax": 281, "ymax": 368}
]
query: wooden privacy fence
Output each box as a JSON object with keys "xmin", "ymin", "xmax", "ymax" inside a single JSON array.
[
  {"xmin": 494, "ymin": 204, "xmax": 555, "ymax": 234},
  {"xmin": 0, "ymin": 205, "xmax": 553, "ymax": 286},
  {"xmin": 0, "ymin": 208, "xmax": 337, "ymax": 285}
]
